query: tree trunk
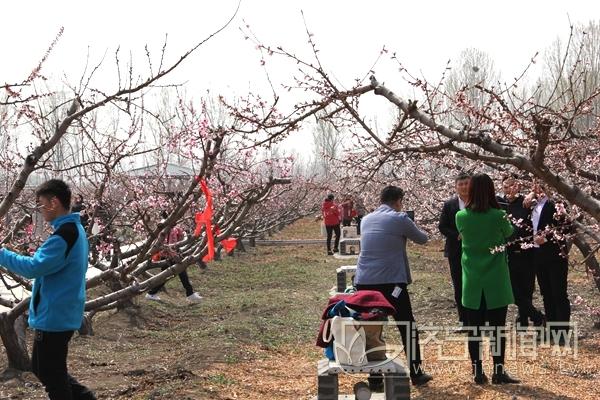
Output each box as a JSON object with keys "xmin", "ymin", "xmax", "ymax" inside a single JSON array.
[
  {"xmin": 0, "ymin": 313, "xmax": 30, "ymax": 371},
  {"xmin": 236, "ymin": 238, "xmax": 246, "ymax": 253},
  {"xmin": 214, "ymin": 245, "xmax": 223, "ymax": 261},
  {"xmin": 78, "ymin": 313, "xmax": 95, "ymax": 336},
  {"xmin": 573, "ymin": 235, "xmax": 600, "ymax": 292},
  {"xmin": 108, "ymin": 279, "xmax": 135, "ymax": 311}
]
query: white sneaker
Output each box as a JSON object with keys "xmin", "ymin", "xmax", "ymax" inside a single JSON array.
[
  {"xmin": 145, "ymin": 293, "xmax": 161, "ymax": 301},
  {"xmin": 186, "ymin": 292, "xmax": 203, "ymax": 303}
]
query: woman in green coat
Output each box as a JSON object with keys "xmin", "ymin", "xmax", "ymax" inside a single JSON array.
[{"xmin": 455, "ymin": 173, "xmax": 520, "ymax": 385}]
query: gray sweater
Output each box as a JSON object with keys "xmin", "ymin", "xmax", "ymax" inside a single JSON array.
[{"xmin": 355, "ymin": 204, "xmax": 428, "ymax": 285}]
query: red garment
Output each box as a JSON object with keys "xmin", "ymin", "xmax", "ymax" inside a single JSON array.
[
  {"xmin": 322, "ymin": 199, "xmax": 340, "ymax": 226},
  {"xmin": 341, "ymin": 201, "xmax": 354, "ymax": 221},
  {"xmin": 152, "ymin": 225, "xmax": 185, "ymax": 261},
  {"xmin": 315, "ymin": 290, "xmax": 395, "ymax": 348},
  {"xmin": 167, "ymin": 226, "xmax": 184, "ymax": 244}
]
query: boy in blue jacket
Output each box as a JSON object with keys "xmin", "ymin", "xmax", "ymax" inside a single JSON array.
[{"xmin": 0, "ymin": 179, "xmax": 95, "ymax": 400}]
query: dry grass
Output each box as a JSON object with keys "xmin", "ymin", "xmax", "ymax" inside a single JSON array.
[{"xmin": 0, "ymin": 218, "xmax": 598, "ymax": 399}]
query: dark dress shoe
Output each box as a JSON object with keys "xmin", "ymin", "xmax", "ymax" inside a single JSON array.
[
  {"xmin": 411, "ymin": 372, "xmax": 433, "ymax": 386},
  {"xmin": 327, "ymin": 250, "xmax": 333, "ymax": 255},
  {"xmin": 474, "ymin": 373, "xmax": 489, "ymax": 385},
  {"xmin": 492, "ymin": 372, "xmax": 520, "ymax": 384}
]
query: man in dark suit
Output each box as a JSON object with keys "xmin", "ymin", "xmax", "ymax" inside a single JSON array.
[
  {"xmin": 438, "ymin": 172, "xmax": 470, "ymax": 327},
  {"xmin": 525, "ymin": 182, "xmax": 572, "ymax": 345},
  {"xmin": 499, "ymin": 177, "xmax": 544, "ymax": 329}
]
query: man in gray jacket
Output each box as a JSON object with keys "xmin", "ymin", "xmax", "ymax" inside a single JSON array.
[{"xmin": 355, "ymin": 185, "xmax": 432, "ymax": 389}]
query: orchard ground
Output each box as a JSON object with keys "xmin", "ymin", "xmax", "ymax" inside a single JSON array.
[{"xmin": 1, "ymin": 218, "xmax": 599, "ymax": 399}]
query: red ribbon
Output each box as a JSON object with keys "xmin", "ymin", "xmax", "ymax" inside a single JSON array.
[
  {"xmin": 194, "ymin": 178, "xmax": 215, "ymax": 262},
  {"xmin": 220, "ymin": 238, "xmax": 238, "ymax": 253}
]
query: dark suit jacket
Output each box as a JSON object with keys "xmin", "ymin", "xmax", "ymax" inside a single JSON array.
[
  {"xmin": 535, "ymin": 199, "xmax": 571, "ymax": 261},
  {"xmin": 500, "ymin": 195, "xmax": 532, "ymax": 252},
  {"xmin": 438, "ymin": 197, "xmax": 462, "ymax": 258}
]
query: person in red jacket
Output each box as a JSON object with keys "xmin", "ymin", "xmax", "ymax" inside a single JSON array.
[
  {"xmin": 322, "ymin": 194, "xmax": 341, "ymax": 255},
  {"xmin": 341, "ymin": 196, "xmax": 355, "ymax": 227},
  {"xmin": 145, "ymin": 211, "xmax": 203, "ymax": 303}
]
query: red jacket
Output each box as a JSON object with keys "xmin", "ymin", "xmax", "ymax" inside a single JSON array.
[
  {"xmin": 341, "ymin": 201, "xmax": 355, "ymax": 221},
  {"xmin": 322, "ymin": 199, "xmax": 340, "ymax": 226}
]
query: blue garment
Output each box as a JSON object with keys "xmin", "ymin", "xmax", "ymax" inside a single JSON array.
[
  {"xmin": 0, "ymin": 213, "xmax": 89, "ymax": 331},
  {"xmin": 355, "ymin": 204, "xmax": 428, "ymax": 285}
]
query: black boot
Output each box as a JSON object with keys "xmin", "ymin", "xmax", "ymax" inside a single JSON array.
[
  {"xmin": 491, "ymin": 364, "xmax": 520, "ymax": 384},
  {"xmin": 472, "ymin": 361, "xmax": 488, "ymax": 385},
  {"xmin": 411, "ymin": 372, "xmax": 433, "ymax": 386}
]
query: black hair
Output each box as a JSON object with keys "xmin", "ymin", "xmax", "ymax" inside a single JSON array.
[
  {"xmin": 380, "ymin": 185, "xmax": 404, "ymax": 204},
  {"xmin": 326, "ymin": 194, "xmax": 334, "ymax": 201},
  {"xmin": 455, "ymin": 172, "xmax": 471, "ymax": 183},
  {"xmin": 36, "ymin": 179, "xmax": 72, "ymax": 210},
  {"xmin": 501, "ymin": 174, "xmax": 519, "ymax": 183},
  {"xmin": 467, "ymin": 173, "xmax": 500, "ymax": 212}
]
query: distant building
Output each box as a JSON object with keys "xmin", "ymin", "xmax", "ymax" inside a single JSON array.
[{"xmin": 126, "ymin": 162, "xmax": 196, "ymax": 197}]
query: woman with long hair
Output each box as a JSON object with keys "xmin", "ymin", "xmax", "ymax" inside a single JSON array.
[{"xmin": 455, "ymin": 173, "xmax": 520, "ymax": 384}]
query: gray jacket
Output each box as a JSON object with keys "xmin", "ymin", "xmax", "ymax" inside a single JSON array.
[{"xmin": 355, "ymin": 204, "xmax": 428, "ymax": 285}]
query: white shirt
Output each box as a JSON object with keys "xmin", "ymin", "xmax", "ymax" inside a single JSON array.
[
  {"xmin": 532, "ymin": 196, "xmax": 548, "ymax": 233},
  {"xmin": 458, "ymin": 197, "xmax": 466, "ymax": 210},
  {"xmin": 532, "ymin": 196, "xmax": 548, "ymax": 247}
]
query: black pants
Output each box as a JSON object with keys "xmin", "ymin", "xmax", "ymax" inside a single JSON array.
[
  {"xmin": 465, "ymin": 295, "xmax": 508, "ymax": 375},
  {"xmin": 447, "ymin": 253, "xmax": 467, "ymax": 325},
  {"xmin": 342, "ymin": 219, "xmax": 352, "ymax": 227},
  {"xmin": 356, "ymin": 283, "xmax": 423, "ymax": 378},
  {"xmin": 534, "ymin": 248, "xmax": 570, "ymax": 337},
  {"xmin": 355, "ymin": 216, "xmax": 363, "ymax": 235},
  {"xmin": 325, "ymin": 224, "xmax": 340, "ymax": 252},
  {"xmin": 508, "ymin": 249, "xmax": 544, "ymax": 326},
  {"xmin": 32, "ymin": 330, "xmax": 95, "ymax": 400},
  {"xmin": 149, "ymin": 265, "xmax": 195, "ymax": 296}
]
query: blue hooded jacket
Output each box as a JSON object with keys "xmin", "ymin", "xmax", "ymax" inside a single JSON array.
[{"xmin": 0, "ymin": 213, "xmax": 89, "ymax": 332}]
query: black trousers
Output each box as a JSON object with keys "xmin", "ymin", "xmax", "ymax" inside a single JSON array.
[
  {"xmin": 149, "ymin": 265, "xmax": 195, "ymax": 296},
  {"xmin": 465, "ymin": 295, "xmax": 508, "ymax": 375},
  {"xmin": 447, "ymin": 253, "xmax": 467, "ymax": 325},
  {"xmin": 342, "ymin": 219, "xmax": 352, "ymax": 227},
  {"xmin": 32, "ymin": 330, "xmax": 95, "ymax": 400},
  {"xmin": 356, "ymin": 283, "xmax": 423, "ymax": 377},
  {"xmin": 508, "ymin": 249, "xmax": 544, "ymax": 326},
  {"xmin": 534, "ymin": 248, "xmax": 570, "ymax": 337},
  {"xmin": 325, "ymin": 224, "xmax": 340, "ymax": 252},
  {"xmin": 355, "ymin": 216, "xmax": 363, "ymax": 235}
]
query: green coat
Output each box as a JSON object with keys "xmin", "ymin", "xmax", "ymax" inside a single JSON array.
[{"xmin": 455, "ymin": 208, "xmax": 514, "ymax": 310}]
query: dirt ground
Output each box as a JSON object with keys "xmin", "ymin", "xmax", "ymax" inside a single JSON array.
[{"xmin": 1, "ymin": 218, "xmax": 599, "ymax": 399}]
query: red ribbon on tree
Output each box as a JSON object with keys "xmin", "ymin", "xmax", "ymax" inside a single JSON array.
[
  {"xmin": 213, "ymin": 225, "xmax": 237, "ymax": 254},
  {"xmin": 220, "ymin": 237, "xmax": 238, "ymax": 253},
  {"xmin": 194, "ymin": 178, "xmax": 215, "ymax": 262}
]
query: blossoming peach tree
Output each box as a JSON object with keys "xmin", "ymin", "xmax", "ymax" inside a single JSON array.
[
  {"xmin": 0, "ymin": 29, "xmax": 317, "ymax": 372},
  {"xmin": 234, "ymin": 23, "xmax": 600, "ymax": 315}
]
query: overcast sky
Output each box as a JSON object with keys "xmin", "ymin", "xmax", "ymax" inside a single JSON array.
[{"xmin": 2, "ymin": 0, "xmax": 599, "ymax": 155}]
